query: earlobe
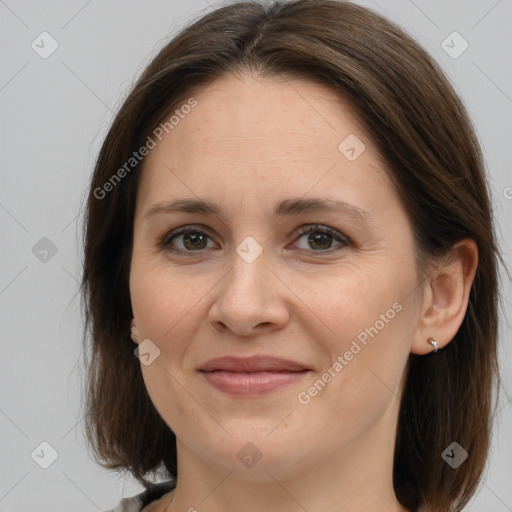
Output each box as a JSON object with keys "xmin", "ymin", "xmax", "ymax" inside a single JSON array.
[
  {"xmin": 411, "ymin": 238, "xmax": 478, "ymax": 355},
  {"xmin": 130, "ymin": 318, "xmax": 139, "ymax": 344}
]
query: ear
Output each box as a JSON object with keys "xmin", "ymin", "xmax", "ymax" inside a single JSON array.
[
  {"xmin": 411, "ymin": 238, "xmax": 478, "ymax": 355},
  {"xmin": 130, "ymin": 318, "xmax": 140, "ymax": 344}
]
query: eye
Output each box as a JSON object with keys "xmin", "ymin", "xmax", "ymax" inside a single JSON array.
[
  {"xmin": 160, "ymin": 226, "xmax": 217, "ymax": 254},
  {"xmin": 291, "ymin": 224, "xmax": 349, "ymax": 253},
  {"xmin": 160, "ymin": 223, "xmax": 349, "ymax": 255}
]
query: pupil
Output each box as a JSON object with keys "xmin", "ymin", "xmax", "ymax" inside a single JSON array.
[
  {"xmin": 309, "ymin": 232, "xmax": 331, "ymax": 250},
  {"xmin": 184, "ymin": 232, "xmax": 206, "ymax": 250}
]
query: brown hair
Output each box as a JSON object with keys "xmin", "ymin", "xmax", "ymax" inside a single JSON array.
[{"xmin": 80, "ymin": 1, "xmax": 503, "ymax": 510}]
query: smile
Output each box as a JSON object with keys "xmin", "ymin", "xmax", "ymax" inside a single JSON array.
[{"xmin": 199, "ymin": 355, "xmax": 312, "ymax": 397}]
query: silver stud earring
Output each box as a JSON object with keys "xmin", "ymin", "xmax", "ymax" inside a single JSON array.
[{"xmin": 428, "ymin": 337, "xmax": 439, "ymax": 353}]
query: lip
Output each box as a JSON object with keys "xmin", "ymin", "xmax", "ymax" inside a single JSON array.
[
  {"xmin": 200, "ymin": 355, "xmax": 310, "ymax": 373},
  {"xmin": 199, "ymin": 355, "xmax": 311, "ymax": 397}
]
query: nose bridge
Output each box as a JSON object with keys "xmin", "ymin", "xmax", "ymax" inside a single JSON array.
[
  {"xmin": 226, "ymin": 239, "xmax": 270, "ymax": 299},
  {"xmin": 209, "ymin": 237, "xmax": 289, "ymax": 334}
]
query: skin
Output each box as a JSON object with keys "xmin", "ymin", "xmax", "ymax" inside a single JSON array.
[{"xmin": 129, "ymin": 72, "xmax": 478, "ymax": 512}]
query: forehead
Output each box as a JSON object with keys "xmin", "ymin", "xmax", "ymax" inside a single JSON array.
[
  {"xmin": 164, "ymin": 72, "xmax": 369, "ymax": 157},
  {"xmin": 136, "ymin": 72, "xmax": 394, "ymax": 215}
]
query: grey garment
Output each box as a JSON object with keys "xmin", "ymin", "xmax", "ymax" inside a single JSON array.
[
  {"xmin": 106, "ymin": 481, "xmax": 426, "ymax": 511},
  {"xmin": 105, "ymin": 481, "xmax": 176, "ymax": 512}
]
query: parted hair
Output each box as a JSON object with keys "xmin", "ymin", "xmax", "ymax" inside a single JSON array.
[{"xmin": 80, "ymin": 1, "xmax": 503, "ymax": 510}]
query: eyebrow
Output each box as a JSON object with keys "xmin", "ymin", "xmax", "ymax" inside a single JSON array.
[{"xmin": 144, "ymin": 197, "xmax": 371, "ymax": 224}]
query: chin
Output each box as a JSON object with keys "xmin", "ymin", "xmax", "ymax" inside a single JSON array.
[{"xmin": 193, "ymin": 432, "xmax": 309, "ymax": 479}]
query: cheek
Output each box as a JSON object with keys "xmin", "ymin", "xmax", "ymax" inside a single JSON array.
[
  {"xmin": 291, "ymin": 258, "xmax": 407, "ymax": 349},
  {"xmin": 130, "ymin": 264, "xmax": 203, "ymax": 419},
  {"xmin": 130, "ymin": 260, "xmax": 209, "ymax": 344},
  {"xmin": 295, "ymin": 262, "xmax": 414, "ymax": 408},
  {"xmin": 295, "ymin": 313, "xmax": 411, "ymax": 456}
]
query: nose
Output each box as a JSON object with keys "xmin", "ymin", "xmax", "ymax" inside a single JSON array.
[{"xmin": 208, "ymin": 248, "xmax": 290, "ymax": 337}]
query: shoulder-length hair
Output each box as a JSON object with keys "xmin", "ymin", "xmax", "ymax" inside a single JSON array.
[{"xmin": 80, "ymin": 1, "xmax": 503, "ymax": 510}]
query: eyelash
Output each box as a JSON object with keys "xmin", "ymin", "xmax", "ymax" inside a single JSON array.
[{"xmin": 159, "ymin": 224, "xmax": 350, "ymax": 256}]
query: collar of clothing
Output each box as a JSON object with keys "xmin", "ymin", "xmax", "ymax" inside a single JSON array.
[{"xmin": 106, "ymin": 481, "xmax": 176, "ymax": 512}]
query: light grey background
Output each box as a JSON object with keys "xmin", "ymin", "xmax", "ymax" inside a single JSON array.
[{"xmin": 1, "ymin": 0, "xmax": 511, "ymax": 510}]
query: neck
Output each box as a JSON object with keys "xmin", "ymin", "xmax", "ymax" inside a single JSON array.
[{"xmin": 164, "ymin": 409, "xmax": 408, "ymax": 512}]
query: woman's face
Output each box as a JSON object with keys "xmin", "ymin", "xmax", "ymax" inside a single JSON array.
[{"xmin": 129, "ymin": 72, "xmax": 423, "ymax": 478}]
